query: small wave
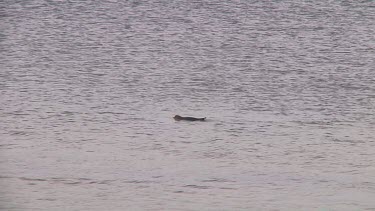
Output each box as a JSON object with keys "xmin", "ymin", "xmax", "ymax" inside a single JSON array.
[
  {"xmin": 17, "ymin": 177, "xmax": 115, "ymax": 185},
  {"xmin": 183, "ymin": 184, "xmax": 211, "ymax": 189},
  {"xmin": 332, "ymin": 138, "xmax": 365, "ymax": 144},
  {"xmin": 37, "ymin": 198, "xmax": 57, "ymax": 201},
  {"xmin": 201, "ymin": 178, "xmax": 233, "ymax": 183},
  {"xmin": 19, "ymin": 177, "xmax": 47, "ymax": 182},
  {"xmin": 123, "ymin": 180, "xmax": 155, "ymax": 184}
]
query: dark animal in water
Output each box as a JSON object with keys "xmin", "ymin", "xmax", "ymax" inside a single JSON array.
[{"xmin": 173, "ymin": 115, "xmax": 206, "ymax": 121}]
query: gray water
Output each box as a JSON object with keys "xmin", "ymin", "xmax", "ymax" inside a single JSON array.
[{"xmin": 1, "ymin": 0, "xmax": 375, "ymax": 210}]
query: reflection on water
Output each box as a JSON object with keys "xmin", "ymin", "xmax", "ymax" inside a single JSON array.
[{"xmin": 1, "ymin": 0, "xmax": 375, "ymax": 210}]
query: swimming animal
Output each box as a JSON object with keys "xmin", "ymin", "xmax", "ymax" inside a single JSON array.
[{"xmin": 173, "ymin": 115, "xmax": 206, "ymax": 121}]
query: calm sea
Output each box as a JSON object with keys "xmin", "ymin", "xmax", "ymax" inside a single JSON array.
[{"xmin": 1, "ymin": 0, "xmax": 375, "ymax": 210}]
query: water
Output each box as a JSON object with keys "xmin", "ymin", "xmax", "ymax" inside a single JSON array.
[{"xmin": 1, "ymin": 0, "xmax": 375, "ymax": 210}]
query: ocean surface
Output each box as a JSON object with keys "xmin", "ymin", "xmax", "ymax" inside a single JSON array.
[{"xmin": 1, "ymin": 0, "xmax": 375, "ymax": 210}]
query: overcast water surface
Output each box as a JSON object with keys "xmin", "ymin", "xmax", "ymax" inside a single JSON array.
[{"xmin": 1, "ymin": 0, "xmax": 375, "ymax": 210}]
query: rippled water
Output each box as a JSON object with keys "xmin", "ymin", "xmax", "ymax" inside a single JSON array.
[{"xmin": 1, "ymin": 0, "xmax": 375, "ymax": 210}]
